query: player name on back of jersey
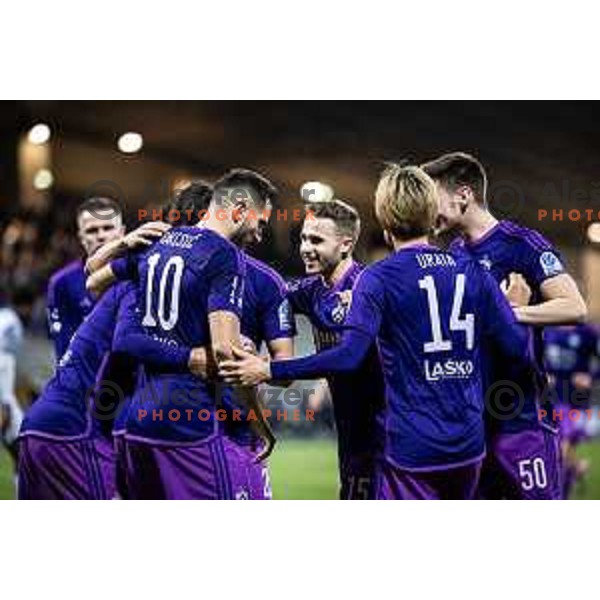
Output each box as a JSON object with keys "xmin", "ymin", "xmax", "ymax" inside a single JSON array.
[
  {"xmin": 415, "ymin": 252, "xmax": 457, "ymax": 269},
  {"xmin": 159, "ymin": 230, "xmax": 204, "ymax": 249}
]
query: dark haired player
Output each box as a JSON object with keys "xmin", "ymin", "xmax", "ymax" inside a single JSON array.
[
  {"xmin": 285, "ymin": 199, "xmax": 385, "ymax": 499},
  {"xmin": 421, "ymin": 151, "xmax": 587, "ymax": 499},
  {"xmin": 94, "ymin": 177, "xmax": 294, "ymax": 499},
  {"xmin": 91, "ymin": 169, "xmax": 279, "ymax": 499},
  {"xmin": 221, "ymin": 165, "xmax": 532, "ymax": 500}
]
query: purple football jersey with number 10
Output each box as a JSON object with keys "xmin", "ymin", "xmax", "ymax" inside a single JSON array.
[{"xmin": 111, "ymin": 226, "xmax": 246, "ymax": 444}]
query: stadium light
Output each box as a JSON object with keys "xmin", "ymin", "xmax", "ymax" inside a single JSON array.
[
  {"xmin": 33, "ymin": 168, "xmax": 54, "ymax": 190},
  {"xmin": 587, "ymin": 222, "xmax": 600, "ymax": 244},
  {"xmin": 28, "ymin": 123, "xmax": 51, "ymax": 145},
  {"xmin": 300, "ymin": 181, "xmax": 335, "ymax": 203},
  {"xmin": 118, "ymin": 132, "xmax": 143, "ymax": 154}
]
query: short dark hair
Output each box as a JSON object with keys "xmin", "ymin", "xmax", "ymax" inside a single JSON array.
[
  {"xmin": 421, "ymin": 152, "xmax": 488, "ymax": 206},
  {"xmin": 169, "ymin": 181, "xmax": 213, "ymax": 225},
  {"xmin": 306, "ymin": 199, "xmax": 361, "ymax": 243},
  {"xmin": 77, "ymin": 196, "xmax": 122, "ymax": 219},
  {"xmin": 213, "ymin": 168, "xmax": 278, "ymax": 207}
]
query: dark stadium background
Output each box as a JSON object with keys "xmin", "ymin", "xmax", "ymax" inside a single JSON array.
[{"xmin": 1, "ymin": 100, "xmax": 600, "ymax": 498}]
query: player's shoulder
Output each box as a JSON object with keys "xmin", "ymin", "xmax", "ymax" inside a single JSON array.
[
  {"xmin": 356, "ymin": 257, "xmax": 389, "ymax": 288},
  {"xmin": 48, "ymin": 259, "xmax": 84, "ymax": 289},
  {"xmin": 245, "ymin": 255, "xmax": 286, "ymax": 290},
  {"xmin": 112, "ymin": 279, "xmax": 137, "ymax": 301},
  {"xmin": 498, "ymin": 220, "xmax": 555, "ymax": 252},
  {"xmin": 286, "ymin": 273, "xmax": 321, "ymax": 298}
]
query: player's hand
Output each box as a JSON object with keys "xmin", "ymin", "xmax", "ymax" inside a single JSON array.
[
  {"xmin": 239, "ymin": 335, "xmax": 258, "ymax": 355},
  {"xmin": 123, "ymin": 221, "xmax": 171, "ymax": 250},
  {"xmin": 188, "ymin": 347, "xmax": 207, "ymax": 379},
  {"xmin": 219, "ymin": 346, "xmax": 271, "ymax": 386},
  {"xmin": 501, "ymin": 272, "xmax": 531, "ymax": 307}
]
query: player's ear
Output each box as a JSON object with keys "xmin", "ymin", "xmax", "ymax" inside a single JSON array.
[
  {"xmin": 383, "ymin": 230, "xmax": 393, "ymax": 248},
  {"xmin": 231, "ymin": 199, "xmax": 249, "ymax": 223},
  {"xmin": 340, "ymin": 237, "xmax": 354, "ymax": 259},
  {"xmin": 456, "ymin": 185, "xmax": 473, "ymax": 213}
]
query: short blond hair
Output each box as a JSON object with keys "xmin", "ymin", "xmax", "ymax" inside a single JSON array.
[{"xmin": 375, "ymin": 164, "xmax": 437, "ymax": 240}]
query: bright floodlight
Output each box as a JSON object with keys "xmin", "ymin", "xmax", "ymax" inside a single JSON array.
[
  {"xmin": 300, "ymin": 181, "xmax": 335, "ymax": 203},
  {"xmin": 588, "ymin": 223, "xmax": 600, "ymax": 244},
  {"xmin": 28, "ymin": 123, "xmax": 51, "ymax": 145},
  {"xmin": 33, "ymin": 168, "xmax": 54, "ymax": 190},
  {"xmin": 118, "ymin": 132, "xmax": 143, "ymax": 154}
]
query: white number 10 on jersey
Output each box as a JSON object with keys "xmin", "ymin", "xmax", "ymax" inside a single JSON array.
[{"xmin": 142, "ymin": 253, "xmax": 185, "ymax": 331}]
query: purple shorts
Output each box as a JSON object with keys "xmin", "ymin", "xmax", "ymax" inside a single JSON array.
[
  {"xmin": 339, "ymin": 454, "xmax": 376, "ymax": 500},
  {"xmin": 122, "ymin": 434, "xmax": 257, "ymax": 500},
  {"xmin": 231, "ymin": 440, "xmax": 272, "ymax": 500},
  {"xmin": 18, "ymin": 435, "xmax": 115, "ymax": 500},
  {"xmin": 375, "ymin": 458, "xmax": 482, "ymax": 500},
  {"xmin": 478, "ymin": 426, "xmax": 562, "ymax": 500},
  {"xmin": 114, "ymin": 434, "xmax": 129, "ymax": 500}
]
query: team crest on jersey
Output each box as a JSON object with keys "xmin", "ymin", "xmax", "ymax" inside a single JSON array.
[
  {"xmin": 331, "ymin": 290, "xmax": 352, "ymax": 324},
  {"xmin": 540, "ymin": 251, "xmax": 563, "ymax": 277},
  {"xmin": 479, "ymin": 255, "xmax": 493, "ymax": 271},
  {"xmin": 80, "ymin": 296, "xmax": 94, "ymax": 312},
  {"xmin": 331, "ymin": 299, "xmax": 347, "ymax": 324}
]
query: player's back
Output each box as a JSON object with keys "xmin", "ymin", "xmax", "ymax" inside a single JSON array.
[
  {"xmin": 22, "ymin": 282, "xmax": 132, "ymax": 438},
  {"xmin": 451, "ymin": 219, "xmax": 565, "ymax": 432},
  {"xmin": 354, "ymin": 243, "xmax": 509, "ymax": 470},
  {"xmin": 125, "ymin": 226, "xmax": 245, "ymax": 443}
]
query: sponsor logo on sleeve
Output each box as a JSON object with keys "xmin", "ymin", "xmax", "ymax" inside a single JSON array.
[
  {"xmin": 278, "ymin": 298, "xmax": 293, "ymax": 331},
  {"xmin": 540, "ymin": 251, "xmax": 564, "ymax": 277}
]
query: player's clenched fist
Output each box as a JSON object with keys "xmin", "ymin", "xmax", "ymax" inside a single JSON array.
[{"xmin": 501, "ymin": 272, "xmax": 531, "ymax": 308}]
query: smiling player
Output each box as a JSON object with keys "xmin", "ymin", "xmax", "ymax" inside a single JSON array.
[
  {"xmin": 286, "ymin": 200, "xmax": 385, "ymax": 499},
  {"xmin": 221, "ymin": 165, "xmax": 532, "ymax": 500},
  {"xmin": 422, "ymin": 151, "xmax": 587, "ymax": 499}
]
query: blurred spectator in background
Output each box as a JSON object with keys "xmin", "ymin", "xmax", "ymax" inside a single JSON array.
[{"xmin": 0, "ymin": 289, "xmax": 24, "ymax": 479}]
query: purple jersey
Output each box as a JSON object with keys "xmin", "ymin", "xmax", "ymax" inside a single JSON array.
[
  {"xmin": 347, "ymin": 244, "xmax": 526, "ymax": 471},
  {"xmin": 544, "ymin": 324, "xmax": 599, "ymax": 406},
  {"xmin": 111, "ymin": 226, "xmax": 246, "ymax": 443},
  {"xmin": 450, "ymin": 220, "xmax": 566, "ymax": 433},
  {"xmin": 21, "ymin": 282, "xmax": 134, "ymax": 439},
  {"xmin": 287, "ymin": 261, "xmax": 385, "ymax": 466},
  {"xmin": 221, "ymin": 255, "xmax": 295, "ymax": 445},
  {"xmin": 241, "ymin": 256, "xmax": 294, "ymax": 348},
  {"xmin": 46, "ymin": 259, "xmax": 95, "ymax": 359}
]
